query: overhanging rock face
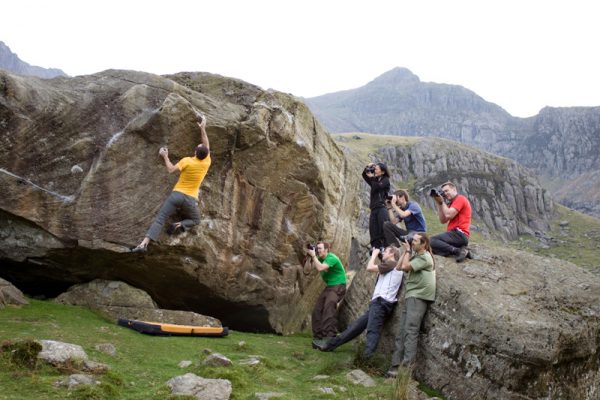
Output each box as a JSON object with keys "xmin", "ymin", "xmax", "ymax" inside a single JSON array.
[{"xmin": 0, "ymin": 70, "xmax": 360, "ymax": 332}]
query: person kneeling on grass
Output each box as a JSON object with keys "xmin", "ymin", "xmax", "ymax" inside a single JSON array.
[
  {"xmin": 313, "ymin": 246, "xmax": 403, "ymax": 359},
  {"xmin": 386, "ymin": 233, "xmax": 436, "ymax": 378}
]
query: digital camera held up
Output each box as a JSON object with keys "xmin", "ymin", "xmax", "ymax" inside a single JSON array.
[
  {"xmin": 306, "ymin": 243, "xmax": 316, "ymax": 252},
  {"xmin": 365, "ymin": 165, "xmax": 376, "ymax": 174},
  {"xmin": 429, "ymin": 188, "xmax": 446, "ymax": 199}
]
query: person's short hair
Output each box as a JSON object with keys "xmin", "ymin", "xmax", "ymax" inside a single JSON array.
[
  {"xmin": 441, "ymin": 181, "xmax": 456, "ymax": 190},
  {"xmin": 317, "ymin": 241, "xmax": 330, "ymax": 251},
  {"xmin": 394, "ymin": 189, "xmax": 409, "ymax": 202},
  {"xmin": 195, "ymin": 144, "xmax": 209, "ymax": 160},
  {"xmin": 387, "ymin": 246, "xmax": 401, "ymax": 261}
]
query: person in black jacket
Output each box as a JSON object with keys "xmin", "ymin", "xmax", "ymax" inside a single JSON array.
[{"xmin": 362, "ymin": 162, "xmax": 391, "ymax": 250}]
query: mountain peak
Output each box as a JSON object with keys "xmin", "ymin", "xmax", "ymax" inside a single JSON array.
[
  {"xmin": 368, "ymin": 67, "xmax": 420, "ymax": 86},
  {"xmin": 0, "ymin": 41, "xmax": 67, "ymax": 79}
]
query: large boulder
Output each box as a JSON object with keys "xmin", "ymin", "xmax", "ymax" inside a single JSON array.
[
  {"xmin": 0, "ymin": 277, "xmax": 28, "ymax": 307},
  {"xmin": 0, "ymin": 70, "xmax": 360, "ymax": 333},
  {"xmin": 55, "ymin": 279, "xmax": 221, "ymax": 326},
  {"xmin": 339, "ymin": 243, "xmax": 600, "ymax": 399}
]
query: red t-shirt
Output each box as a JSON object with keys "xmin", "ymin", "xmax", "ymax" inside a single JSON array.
[{"xmin": 447, "ymin": 195, "xmax": 472, "ymax": 236}]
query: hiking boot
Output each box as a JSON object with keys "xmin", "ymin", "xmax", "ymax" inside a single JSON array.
[
  {"xmin": 314, "ymin": 338, "xmax": 334, "ymax": 352},
  {"xmin": 130, "ymin": 245, "xmax": 147, "ymax": 254},
  {"xmin": 385, "ymin": 366, "xmax": 398, "ymax": 378},
  {"xmin": 311, "ymin": 339, "xmax": 325, "ymax": 349},
  {"xmin": 456, "ymin": 246, "xmax": 469, "ymax": 263}
]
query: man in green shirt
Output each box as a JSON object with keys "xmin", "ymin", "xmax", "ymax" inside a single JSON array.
[
  {"xmin": 306, "ymin": 241, "xmax": 347, "ymax": 348},
  {"xmin": 387, "ymin": 233, "xmax": 436, "ymax": 377}
]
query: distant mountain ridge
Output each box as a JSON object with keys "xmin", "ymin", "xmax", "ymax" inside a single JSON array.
[
  {"xmin": 0, "ymin": 41, "xmax": 67, "ymax": 79},
  {"xmin": 305, "ymin": 67, "xmax": 600, "ymax": 217}
]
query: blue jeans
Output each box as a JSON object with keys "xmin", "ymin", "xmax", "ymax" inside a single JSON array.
[{"xmin": 327, "ymin": 297, "xmax": 396, "ymax": 358}]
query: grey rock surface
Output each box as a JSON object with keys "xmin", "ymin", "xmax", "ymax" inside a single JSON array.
[
  {"xmin": 55, "ymin": 279, "xmax": 222, "ymax": 326},
  {"xmin": 0, "ymin": 277, "xmax": 28, "ymax": 307},
  {"xmin": 37, "ymin": 340, "xmax": 88, "ymax": 365},
  {"xmin": 166, "ymin": 373, "xmax": 232, "ymax": 400},
  {"xmin": 0, "ymin": 69, "xmax": 359, "ymax": 333},
  {"xmin": 339, "ymin": 243, "xmax": 600, "ymax": 399}
]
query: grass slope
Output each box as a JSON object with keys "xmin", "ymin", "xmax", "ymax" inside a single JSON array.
[{"xmin": 0, "ymin": 300, "xmax": 402, "ymax": 400}]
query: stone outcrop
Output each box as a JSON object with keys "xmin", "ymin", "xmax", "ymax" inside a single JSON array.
[
  {"xmin": 306, "ymin": 67, "xmax": 600, "ymax": 217},
  {"xmin": 55, "ymin": 279, "xmax": 221, "ymax": 326},
  {"xmin": 0, "ymin": 41, "xmax": 67, "ymax": 79},
  {"xmin": 0, "ymin": 69, "xmax": 360, "ymax": 333},
  {"xmin": 0, "ymin": 277, "xmax": 29, "ymax": 307},
  {"xmin": 375, "ymin": 137, "xmax": 554, "ymax": 240},
  {"xmin": 338, "ymin": 243, "xmax": 600, "ymax": 400}
]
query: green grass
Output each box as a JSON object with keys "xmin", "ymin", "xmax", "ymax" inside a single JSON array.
[
  {"xmin": 0, "ymin": 300, "xmax": 400, "ymax": 399},
  {"xmin": 508, "ymin": 204, "xmax": 600, "ymax": 272}
]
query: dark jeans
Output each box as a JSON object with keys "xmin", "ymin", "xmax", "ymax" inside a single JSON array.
[
  {"xmin": 327, "ymin": 297, "xmax": 396, "ymax": 358},
  {"xmin": 369, "ymin": 207, "xmax": 390, "ymax": 248},
  {"xmin": 146, "ymin": 191, "xmax": 200, "ymax": 241},
  {"xmin": 391, "ymin": 296, "xmax": 429, "ymax": 367},
  {"xmin": 430, "ymin": 230, "xmax": 468, "ymax": 257},
  {"xmin": 312, "ymin": 284, "xmax": 346, "ymax": 339}
]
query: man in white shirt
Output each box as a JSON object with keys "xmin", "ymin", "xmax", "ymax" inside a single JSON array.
[{"xmin": 314, "ymin": 246, "xmax": 403, "ymax": 359}]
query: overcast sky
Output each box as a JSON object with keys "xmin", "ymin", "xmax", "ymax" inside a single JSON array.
[{"xmin": 2, "ymin": 0, "xmax": 599, "ymax": 117}]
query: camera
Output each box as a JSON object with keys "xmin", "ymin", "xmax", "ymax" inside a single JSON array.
[
  {"xmin": 429, "ymin": 188, "xmax": 446, "ymax": 198},
  {"xmin": 399, "ymin": 235, "xmax": 413, "ymax": 245},
  {"xmin": 365, "ymin": 166, "xmax": 376, "ymax": 174},
  {"xmin": 306, "ymin": 243, "xmax": 316, "ymax": 251},
  {"xmin": 385, "ymin": 194, "xmax": 394, "ymax": 202},
  {"xmin": 369, "ymin": 246, "xmax": 385, "ymax": 260}
]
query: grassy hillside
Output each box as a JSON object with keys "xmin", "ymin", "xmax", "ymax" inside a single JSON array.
[
  {"xmin": 509, "ymin": 204, "xmax": 600, "ymax": 272},
  {"xmin": 0, "ymin": 300, "xmax": 415, "ymax": 400}
]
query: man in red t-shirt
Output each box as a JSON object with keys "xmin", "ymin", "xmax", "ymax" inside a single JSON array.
[{"xmin": 430, "ymin": 181, "xmax": 472, "ymax": 262}]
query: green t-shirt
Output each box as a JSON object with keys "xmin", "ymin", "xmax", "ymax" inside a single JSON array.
[
  {"xmin": 405, "ymin": 251, "xmax": 436, "ymax": 301},
  {"xmin": 318, "ymin": 253, "xmax": 346, "ymax": 286}
]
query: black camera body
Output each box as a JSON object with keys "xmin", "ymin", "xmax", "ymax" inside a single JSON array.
[
  {"xmin": 429, "ymin": 188, "xmax": 446, "ymax": 198},
  {"xmin": 365, "ymin": 166, "xmax": 376, "ymax": 174},
  {"xmin": 399, "ymin": 235, "xmax": 413, "ymax": 245},
  {"xmin": 306, "ymin": 243, "xmax": 316, "ymax": 251},
  {"xmin": 385, "ymin": 194, "xmax": 394, "ymax": 201},
  {"xmin": 369, "ymin": 246, "xmax": 385, "ymax": 260}
]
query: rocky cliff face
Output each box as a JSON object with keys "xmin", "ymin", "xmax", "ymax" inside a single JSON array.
[
  {"xmin": 0, "ymin": 69, "xmax": 360, "ymax": 333},
  {"xmin": 336, "ymin": 135, "xmax": 554, "ymax": 242},
  {"xmin": 0, "ymin": 41, "xmax": 67, "ymax": 79},
  {"xmin": 306, "ymin": 68, "xmax": 600, "ymax": 218},
  {"xmin": 339, "ymin": 243, "xmax": 600, "ymax": 400}
]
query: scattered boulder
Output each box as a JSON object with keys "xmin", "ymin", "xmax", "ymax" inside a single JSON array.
[
  {"xmin": 94, "ymin": 343, "xmax": 117, "ymax": 357},
  {"xmin": 82, "ymin": 359, "xmax": 110, "ymax": 374},
  {"xmin": 166, "ymin": 373, "xmax": 232, "ymax": 400},
  {"xmin": 178, "ymin": 360, "xmax": 192, "ymax": 368},
  {"xmin": 318, "ymin": 387, "xmax": 336, "ymax": 395},
  {"xmin": 202, "ymin": 353, "xmax": 232, "ymax": 367},
  {"xmin": 56, "ymin": 279, "xmax": 221, "ymax": 326},
  {"xmin": 37, "ymin": 340, "xmax": 88, "ymax": 365},
  {"xmin": 238, "ymin": 356, "xmax": 261, "ymax": 366},
  {"xmin": 0, "ymin": 277, "xmax": 28, "ymax": 308},
  {"xmin": 345, "ymin": 369, "xmax": 375, "ymax": 387},
  {"xmin": 56, "ymin": 373, "xmax": 101, "ymax": 389}
]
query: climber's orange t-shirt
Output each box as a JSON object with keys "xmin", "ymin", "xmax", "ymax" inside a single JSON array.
[{"xmin": 172, "ymin": 155, "xmax": 211, "ymax": 200}]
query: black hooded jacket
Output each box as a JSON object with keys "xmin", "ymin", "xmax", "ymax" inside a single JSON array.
[{"xmin": 362, "ymin": 168, "xmax": 390, "ymax": 209}]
